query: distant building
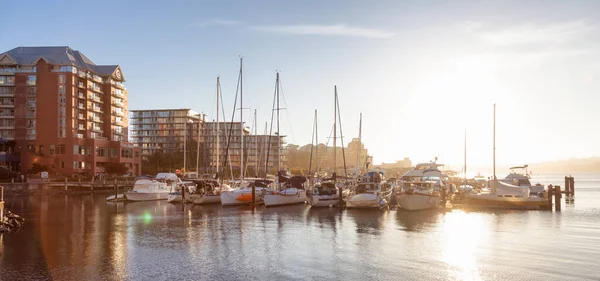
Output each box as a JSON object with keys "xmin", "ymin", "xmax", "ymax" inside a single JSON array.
[
  {"xmin": 129, "ymin": 109, "xmax": 204, "ymax": 158},
  {"xmin": 377, "ymin": 158, "xmax": 413, "ymax": 169},
  {"xmin": 0, "ymin": 46, "xmax": 141, "ymax": 176}
]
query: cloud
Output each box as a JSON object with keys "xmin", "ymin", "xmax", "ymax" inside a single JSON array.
[
  {"xmin": 193, "ymin": 18, "xmax": 241, "ymax": 27},
  {"xmin": 254, "ymin": 24, "xmax": 395, "ymax": 38},
  {"xmin": 465, "ymin": 20, "xmax": 596, "ymax": 47}
]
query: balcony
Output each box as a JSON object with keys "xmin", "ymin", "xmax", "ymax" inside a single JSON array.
[
  {"xmin": 112, "ymin": 110, "xmax": 124, "ymax": 116},
  {"xmin": 111, "ymin": 80, "xmax": 125, "ymax": 89},
  {"xmin": 78, "ymin": 92, "xmax": 85, "ymax": 99},
  {"xmin": 77, "ymin": 114, "xmax": 85, "ymax": 120},
  {"xmin": 78, "ymin": 104, "xmax": 85, "ymax": 110},
  {"xmin": 89, "ymin": 95, "xmax": 102, "ymax": 102},
  {"xmin": 90, "ymin": 106, "xmax": 103, "ymax": 113},
  {"xmin": 78, "ymin": 82, "xmax": 85, "ymax": 89},
  {"xmin": 76, "ymin": 133, "xmax": 84, "ymax": 139},
  {"xmin": 0, "ymin": 102, "xmax": 14, "ymax": 108},
  {"xmin": 89, "ymin": 116, "xmax": 102, "ymax": 122},
  {"xmin": 78, "ymin": 71, "xmax": 86, "ymax": 78},
  {"xmin": 89, "ymin": 85, "xmax": 102, "ymax": 93},
  {"xmin": 78, "ymin": 125, "xmax": 85, "ymax": 130},
  {"xmin": 0, "ymin": 91, "xmax": 14, "ymax": 97},
  {"xmin": 111, "ymin": 100, "xmax": 124, "ymax": 107},
  {"xmin": 0, "ymin": 68, "xmax": 15, "ymax": 75}
]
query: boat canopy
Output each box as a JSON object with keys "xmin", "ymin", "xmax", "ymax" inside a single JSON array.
[
  {"xmin": 156, "ymin": 173, "xmax": 179, "ymax": 181},
  {"xmin": 509, "ymin": 165, "xmax": 528, "ymax": 170}
]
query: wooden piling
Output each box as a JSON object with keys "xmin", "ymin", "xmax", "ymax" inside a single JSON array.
[
  {"xmin": 338, "ymin": 187, "xmax": 343, "ymax": 208},
  {"xmin": 570, "ymin": 176, "xmax": 575, "ymax": 197},
  {"xmin": 181, "ymin": 182, "xmax": 186, "ymax": 206},
  {"xmin": 64, "ymin": 178, "xmax": 68, "ymax": 192},
  {"xmin": 440, "ymin": 186, "xmax": 447, "ymax": 208},
  {"xmin": 547, "ymin": 184, "xmax": 553, "ymax": 210},
  {"xmin": 564, "ymin": 176, "xmax": 569, "ymax": 196},
  {"xmin": 554, "ymin": 185, "xmax": 561, "ymax": 211},
  {"xmin": 251, "ymin": 183, "xmax": 256, "ymax": 207},
  {"xmin": 114, "ymin": 182, "xmax": 118, "ymax": 201}
]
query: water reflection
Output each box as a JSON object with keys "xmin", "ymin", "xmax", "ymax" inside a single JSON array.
[
  {"xmin": 344, "ymin": 209, "xmax": 388, "ymax": 235},
  {"xmin": 440, "ymin": 211, "xmax": 486, "ymax": 280},
  {"xmin": 395, "ymin": 209, "xmax": 440, "ymax": 231}
]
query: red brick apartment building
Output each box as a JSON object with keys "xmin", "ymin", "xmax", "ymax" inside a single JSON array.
[{"xmin": 0, "ymin": 46, "xmax": 141, "ymax": 177}]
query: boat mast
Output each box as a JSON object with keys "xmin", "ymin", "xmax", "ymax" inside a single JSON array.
[
  {"xmin": 333, "ymin": 86, "xmax": 337, "ymax": 184},
  {"xmin": 239, "ymin": 57, "xmax": 244, "ymax": 180},
  {"xmin": 184, "ymin": 114, "xmax": 187, "ymax": 177},
  {"xmin": 356, "ymin": 113, "xmax": 362, "ymax": 175},
  {"xmin": 276, "ymin": 72, "xmax": 281, "ymax": 175},
  {"xmin": 493, "ymin": 103, "xmax": 497, "ymax": 193},
  {"xmin": 254, "ymin": 109, "xmax": 258, "ymax": 177},
  {"xmin": 315, "ymin": 110, "xmax": 319, "ymax": 176},
  {"xmin": 464, "ymin": 129, "xmax": 466, "ymax": 188},
  {"xmin": 196, "ymin": 112, "xmax": 201, "ymax": 178},
  {"xmin": 216, "ymin": 77, "xmax": 220, "ymax": 182}
]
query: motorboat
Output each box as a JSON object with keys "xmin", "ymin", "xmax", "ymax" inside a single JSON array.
[
  {"xmin": 220, "ymin": 178, "xmax": 276, "ymax": 206},
  {"xmin": 124, "ymin": 173, "xmax": 181, "ymax": 202},
  {"xmin": 499, "ymin": 165, "xmax": 545, "ymax": 195},
  {"xmin": 308, "ymin": 181, "xmax": 350, "ymax": 207},
  {"xmin": 396, "ymin": 163, "xmax": 444, "ymax": 211},
  {"xmin": 264, "ymin": 172, "xmax": 308, "ymax": 207},
  {"xmin": 346, "ymin": 171, "xmax": 393, "ymax": 209},
  {"xmin": 186, "ymin": 179, "xmax": 232, "ymax": 204}
]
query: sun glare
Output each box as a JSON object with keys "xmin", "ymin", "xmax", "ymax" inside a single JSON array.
[{"xmin": 441, "ymin": 211, "xmax": 486, "ymax": 280}]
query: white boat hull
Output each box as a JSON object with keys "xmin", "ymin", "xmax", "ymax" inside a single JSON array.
[
  {"xmin": 309, "ymin": 189, "xmax": 350, "ymax": 207},
  {"xmin": 396, "ymin": 193, "xmax": 440, "ymax": 211},
  {"xmin": 220, "ymin": 188, "xmax": 273, "ymax": 206},
  {"xmin": 346, "ymin": 193, "xmax": 388, "ymax": 209},
  {"xmin": 187, "ymin": 194, "xmax": 221, "ymax": 204},
  {"xmin": 264, "ymin": 189, "xmax": 307, "ymax": 207},
  {"xmin": 124, "ymin": 192, "xmax": 169, "ymax": 201},
  {"xmin": 467, "ymin": 193, "xmax": 548, "ymax": 210}
]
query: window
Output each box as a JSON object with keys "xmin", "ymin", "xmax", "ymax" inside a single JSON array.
[
  {"xmin": 0, "ymin": 76, "xmax": 15, "ymax": 85},
  {"xmin": 60, "ymin": 162, "xmax": 64, "ymax": 169},
  {"xmin": 26, "ymin": 75, "xmax": 36, "ymax": 86},
  {"xmin": 39, "ymin": 145, "xmax": 44, "ymax": 155},
  {"xmin": 111, "ymin": 148, "xmax": 118, "ymax": 158},
  {"xmin": 27, "ymin": 87, "xmax": 36, "ymax": 96},
  {"xmin": 49, "ymin": 145, "xmax": 55, "ymax": 155},
  {"xmin": 57, "ymin": 145, "xmax": 65, "ymax": 155}
]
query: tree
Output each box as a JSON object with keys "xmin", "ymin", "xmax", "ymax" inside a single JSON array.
[{"xmin": 104, "ymin": 162, "xmax": 129, "ymax": 176}]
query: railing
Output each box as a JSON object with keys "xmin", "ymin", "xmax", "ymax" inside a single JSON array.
[
  {"xmin": 78, "ymin": 114, "xmax": 85, "ymax": 120},
  {"xmin": 89, "ymin": 85, "xmax": 102, "ymax": 92},
  {"xmin": 78, "ymin": 71, "xmax": 86, "ymax": 78},
  {"xmin": 78, "ymin": 92, "xmax": 85, "ymax": 99},
  {"xmin": 93, "ymin": 135, "xmax": 108, "ymax": 140},
  {"xmin": 0, "ymin": 69, "xmax": 15, "ymax": 74},
  {"xmin": 76, "ymin": 133, "xmax": 84, "ymax": 139},
  {"xmin": 112, "ymin": 111, "xmax": 124, "ymax": 116},
  {"xmin": 89, "ymin": 95, "xmax": 101, "ymax": 102},
  {"xmin": 78, "ymin": 82, "xmax": 85, "ymax": 88}
]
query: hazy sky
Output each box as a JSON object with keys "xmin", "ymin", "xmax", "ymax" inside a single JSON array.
[{"xmin": 2, "ymin": 0, "xmax": 599, "ymax": 168}]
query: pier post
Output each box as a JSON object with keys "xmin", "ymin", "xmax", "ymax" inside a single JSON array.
[
  {"xmin": 564, "ymin": 176, "xmax": 569, "ymax": 196},
  {"xmin": 114, "ymin": 181, "xmax": 118, "ymax": 201},
  {"xmin": 338, "ymin": 187, "xmax": 343, "ymax": 208},
  {"xmin": 570, "ymin": 176, "xmax": 575, "ymax": 197},
  {"xmin": 440, "ymin": 186, "xmax": 447, "ymax": 208},
  {"xmin": 554, "ymin": 185, "xmax": 561, "ymax": 211},
  {"xmin": 251, "ymin": 183, "xmax": 256, "ymax": 207},
  {"xmin": 64, "ymin": 177, "xmax": 68, "ymax": 192},
  {"xmin": 547, "ymin": 184, "xmax": 553, "ymax": 209}
]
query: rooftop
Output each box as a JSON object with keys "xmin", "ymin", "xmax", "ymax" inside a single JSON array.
[{"xmin": 0, "ymin": 46, "xmax": 123, "ymax": 81}]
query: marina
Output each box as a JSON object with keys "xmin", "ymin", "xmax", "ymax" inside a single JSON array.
[{"xmin": 0, "ymin": 173, "xmax": 599, "ymax": 280}]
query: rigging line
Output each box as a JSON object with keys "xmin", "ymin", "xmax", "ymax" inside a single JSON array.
[
  {"xmin": 337, "ymin": 93, "xmax": 348, "ymax": 178},
  {"xmin": 265, "ymin": 73, "xmax": 278, "ymax": 177},
  {"xmin": 277, "ymin": 76, "xmax": 296, "ymax": 145},
  {"xmin": 218, "ymin": 84, "xmax": 233, "ymax": 177},
  {"xmin": 308, "ymin": 109, "xmax": 316, "ymax": 177},
  {"xmin": 221, "ymin": 66, "xmax": 242, "ymax": 180}
]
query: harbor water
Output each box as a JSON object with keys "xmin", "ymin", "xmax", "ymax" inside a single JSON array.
[{"xmin": 1, "ymin": 173, "xmax": 599, "ymax": 280}]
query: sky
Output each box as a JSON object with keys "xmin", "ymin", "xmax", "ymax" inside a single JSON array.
[{"xmin": 1, "ymin": 0, "xmax": 599, "ymax": 168}]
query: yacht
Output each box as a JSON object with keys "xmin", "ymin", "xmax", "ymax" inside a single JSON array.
[
  {"xmin": 396, "ymin": 163, "xmax": 444, "ymax": 211},
  {"xmin": 308, "ymin": 180, "xmax": 350, "ymax": 207},
  {"xmin": 125, "ymin": 173, "xmax": 180, "ymax": 201},
  {"xmin": 220, "ymin": 178, "xmax": 276, "ymax": 206},
  {"xmin": 346, "ymin": 171, "xmax": 393, "ymax": 209},
  {"xmin": 499, "ymin": 165, "xmax": 545, "ymax": 196}
]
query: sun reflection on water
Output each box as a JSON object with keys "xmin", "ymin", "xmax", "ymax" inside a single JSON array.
[{"xmin": 441, "ymin": 211, "xmax": 485, "ymax": 281}]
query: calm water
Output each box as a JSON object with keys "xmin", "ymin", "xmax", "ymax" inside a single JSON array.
[{"xmin": 1, "ymin": 173, "xmax": 600, "ymax": 281}]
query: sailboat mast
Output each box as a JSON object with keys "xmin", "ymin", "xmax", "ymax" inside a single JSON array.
[
  {"xmin": 196, "ymin": 113, "xmax": 201, "ymax": 178},
  {"xmin": 216, "ymin": 77, "xmax": 220, "ymax": 180},
  {"xmin": 493, "ymin": 103, "xmax": 496, "ymax": 181},
  {"xmin": 276, "ymin": 72, "xmax": 281, "ymax": 173},
  {"xmin": 254, "ymin": 109, "xmax": 258, "ymax": 177},
  {"xmin": 239, "ymin": 58, "xmax": 244, "ymax": 180},
  {"xmin": 356, "ymin": 113, "xmax": 362, "ymax": 175},
  {"xmin": 315, "ymin": 110, "xmax": 319, "ymax": 174},
  {"xmin": 333, "ymin": 86, "xmax": 337, "ymax": 180},
  {"xmin": 464, "ymin": 129, "xmax": 467, "ymax": 187}
]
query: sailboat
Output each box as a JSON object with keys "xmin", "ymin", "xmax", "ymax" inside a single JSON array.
[
  {"xmin": 467, "ymin": 104, "xmax": 547, "ymax": 209},
  {"xmin": 187, "ymin": 76, "xmax": 232, "ymax": 204},
  {"xmin": 308, "ymin": 94, "xmax": 350, "ymax": 207},
  {"xmin": 220, "ymin": 59, "xmax": 277, "ymax": 206},
  {"xmin": 264, "ymin": 72, "xmax": 308, "ymax": 207}
]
